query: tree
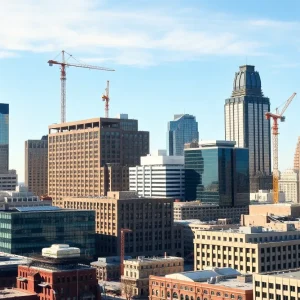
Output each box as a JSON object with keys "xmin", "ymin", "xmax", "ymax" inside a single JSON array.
[{"xmin": 122, "ymin": 279, "xmax": 134, "ymax": 300}]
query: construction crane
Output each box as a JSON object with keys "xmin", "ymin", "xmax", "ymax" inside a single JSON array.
[
  {"xmin": 102, "ymin": 80, "xmax": 110, "ymax": 118},
  {"xmin": 48, "ymin": 50, "xmax": 115, "ymax": 123},
  {"xmin": 120, "ymin": 228, "xmax": 132, "ymax": 276},
  {"xmin": 265, "ymin": 92, "xmax": 297, "ymax": 204}
]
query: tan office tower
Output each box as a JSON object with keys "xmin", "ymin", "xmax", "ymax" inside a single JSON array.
[
  {"xmin": 48, "ymin": 115, "xmax": 149, "ymax": 206},
  {"xmin": 25, "ymin": 136, "xmax": 48, "ymax": 196},
  {"xmin": 294, "ymin": 137, "xmax": 300, "ymax": 170}
]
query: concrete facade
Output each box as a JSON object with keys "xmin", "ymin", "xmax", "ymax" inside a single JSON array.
[
  {"xmin": 250, "ymin": 189, "xmax": 285, "ymax": 203},
  {"xmin": 63, "ymin": 192, "xmax": 184, "ymax": 258},
  {"xmin": 122, "ymin": 256, "xmax": 184, "ymax": 298},
  {"xmin": 194, "ymin": 225, "xmax": 300, "ymax": 274},
  {"xmin": 25, "ymin": 136, "xmax": 48, "ymax": 197},
  {"xmin": 48, "ymin": 116, "xmax": 149, "ymax": 206},
  {"xmin": 0, "ymin": 170, "xmax": 17, "ymax": 191},
  {"xmin": 279, "ymin": 169, "xmax": 300, "ymax": 203}
]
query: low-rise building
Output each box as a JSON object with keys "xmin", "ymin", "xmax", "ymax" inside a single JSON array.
[
  {"xmin": 250, "ymin": 189, "xmax": 285, "ymax": 203},
  {"xmin": 174, "ymin": 201, "xmax": 249, "ymax": 222},
  {"xmin": 194, "ymin": 225, "xmax": 300, "ymax": 274},
  {"xmin": 0, "ymin": 288, "xmax": 38, "ymax": 300},
  {"xmin": 16, "ymin": 245, "xmax": 100, "ymax": 300},
  {"xmin": 253, "ymin": 268, "xmax": 300, "ymax": 300},
  {"xmin": 121, "ymin": 256, "xmax": 184, "ymax": 298},
  {"xmin": 149, "ymin": 268, "xmax": 253, "ymax": 300},
  {"xmin": 0, "ymin": 206, "xmax": 95, "ymax": 257},
  {"xmin": 249, "ymin": 203, "xmax": 300, "ymax": 217},
  {"xmin": 129, "ymin": 150, "xmax": 185, "ymax": 199},
  {"xmin": 0, "ymin": 253, "xmax": 30, "ymax": 288},
  {"xmin": 91, "ymin": 256, "xmax": 132, "ymax": 281}
]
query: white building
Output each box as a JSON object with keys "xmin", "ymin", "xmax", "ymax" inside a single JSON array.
[
  {"xmin": 0, "ymin": 169, "xmax": 17, "ymax": 191},
  {"xmin": 279, "ymin": 169, "xmax": 300, "ymax": 203},
  {"xmin": 250, "ymin": 189, "xmax": 285, "ymax": 203},
  {"xmin": 129, "ymin": 150, "xmax": 185, "ymax": 199}
]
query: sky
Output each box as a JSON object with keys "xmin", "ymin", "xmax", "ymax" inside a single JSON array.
[{"xmin": 0, "ymin": 0, "xmax": 300, "ymax": 182}]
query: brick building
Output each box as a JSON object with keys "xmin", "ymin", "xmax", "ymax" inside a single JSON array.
[
  {"xmin": 149, "ymin": 268, "xmax": 253, "ymax": 300},
  {"xmin": 16, "ymin": 245, "xmax": 100, "ymax": 300}
]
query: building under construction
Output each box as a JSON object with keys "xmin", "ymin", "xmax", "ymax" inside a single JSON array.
[{"xmin": 48, "ymin": 114, "xmax": 149, "ymax": 207}]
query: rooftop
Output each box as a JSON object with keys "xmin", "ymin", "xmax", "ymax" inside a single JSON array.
[
  {"xmin": 213, "ymin": 278, "xmax": 253, "ymax": 291},
  {"xmin": 165, "ymin": 267, "xmax": 241, "ymax": 282},
  {"xmin": 174, "ymin": 201, "xmax": 219, "ymax": 207},
  {"xmin": 184, "ymin": 140, "xmax": 236, "ymax": 150},
  {"xmin": 0, "ymin": 206, "xmax": 92, "ymax": 213},
  {"xmin": 125, "ymin": 256, "xmax": 183, "ymax": 264},
  {"xmin": 262, "ymin": 268, "xmax": 300, "ymax": 279},
  {"xmin": 0, "ymin": 288, "xmax": 36, "ymax": 298},
  {"xmin": 0, "ymin": 252, "xmax": 30, "ymax": 269}
]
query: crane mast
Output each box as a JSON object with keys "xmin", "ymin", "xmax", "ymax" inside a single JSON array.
[
  {"xmin": 265, "ymin": 92, "xmax": 296, "ymax": 204},
  {"xmin": 48, "ymin": 50, "xmax": 115, "ymax": 123},
  {"xmin": 102, "ymin": 80, "xmax": 110, "ymax": 118}
]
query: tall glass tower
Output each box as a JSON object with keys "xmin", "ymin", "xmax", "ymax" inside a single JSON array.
[
  {"xmin": 167, "ymin": 114, "xmax": 199, "ymax": 156},
  {"xmin": 0, "ymin": 104, "xmax": 9, "ymax": 172},
  {"xmin": 224, "ymin": 65, "xmax": 272, "ymax": 192}
]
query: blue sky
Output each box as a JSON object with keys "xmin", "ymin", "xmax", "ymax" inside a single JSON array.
[{"xmin": 0, "ymin": 0, "xmax": 300, "ymax": 182}]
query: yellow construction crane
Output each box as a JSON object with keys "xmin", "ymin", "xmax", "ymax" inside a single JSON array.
[{"xmin": 265, "ymin": 92, "xmax": 297, "ymax": 203}]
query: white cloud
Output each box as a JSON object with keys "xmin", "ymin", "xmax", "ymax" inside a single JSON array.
[
  {"xmin": 0, "ymin": 0, "xmax": 298, "ymax": 66},
  {"xmin": 0, "ymin": 51, "xmax": 18, "ymax": 59}
]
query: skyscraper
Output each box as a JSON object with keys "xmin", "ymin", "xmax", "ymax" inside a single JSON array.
[
  {"xmin": 167, "ymin": 114, "xmax": 199, "ymax": 156},
  {"xmin": 48, "ymin": 115, "xmax": 149, "ymax": 206},
  {"xmin": 25, "ymin": 136, "xmax": 48, "ymax": 196},
  {"xmin": 294, "ymin": 137, "xmax": 300, "ymax": 170},
  {"xmin": 224, "ymin": 65, "xmax": 272, "ymax": 192},
  {"xmin": 184, "ymin": 140, "xmax": 249, "ymax": 206},
  {"xmin": 0, "ymin": 104, "xmax": 9, "ymax": 172}
]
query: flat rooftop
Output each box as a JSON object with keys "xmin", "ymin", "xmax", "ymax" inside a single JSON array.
[
  {"xmin": 125, "ymin": 256, "xmax": 182, "ymax": 263},
  {"xmin": 213, "ymin": 278, "xmax": 253, "ymax": 290},
  {"xmin": 0, "ymin": 288, "xmax": 36, "ymax": 298},
  {"xmin": 264, "ymin": 269, "xmax": 300, "ymax": 279}
]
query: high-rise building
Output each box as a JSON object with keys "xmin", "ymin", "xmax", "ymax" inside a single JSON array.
[
  {"xmin": 63, "ymin": 191, "xmax": 184, "ymax": 258},
  {"xmin": 167, "ymin": 114, "xmax": 199, "ymax": 156},
  {"xmin": 224, "ymin": 65, "xmax": 272, "ymax": 192},
  {"xmin": 48, "ymin": 115, "xmax": 149, "ymax": 206},
  {"xmin": 294, "ymin": 137, "xmax": 300, "ymax": 169},
  {"xmin": 129, "ymin": 150, "xmax": 185, "ymax": 199},
  {"xmin": 184, "ymin": 140, "xmax": 250, "ymax": 206},
  {"xmin": 279, "ymin": 169, "xmax": 300, "ymax": 203},
  {"xmin": 0, "ymin": 104, "xmax": 9, "ymax": 172},
  {"xmin": 25, "ymin": 136, "xmax": 48, "ymax": 196}
]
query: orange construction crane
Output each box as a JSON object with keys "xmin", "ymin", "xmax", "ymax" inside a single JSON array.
[
  {"xmin": 102, "ymin": 80, "xmax": 110, "ymax": 118},
  {"xmin": 48, "ymin": 50, "xmax": 115, "ymax": 123},
  {"xmin": 120, "ymin": 228, "xmax": 132, "ymax": 276},
  {"xmin": 265, "ymin": 92, "xmax": 297, "ymax": 204}
]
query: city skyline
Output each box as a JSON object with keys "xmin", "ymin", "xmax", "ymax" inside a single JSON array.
[{"xmin": 0, "ymin": 0, "xmax": 300, "ymax": 182}]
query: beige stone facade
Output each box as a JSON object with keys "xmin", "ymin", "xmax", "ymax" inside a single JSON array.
[
  {"xmin": 48, "ymin": 117, "xmax": 149, "ymax": 206},
  {"xmin": 63, "ymin": 192, "xmax": 184, "ymax": 257},
  {"xmin": 249, "ymin": 203, "xmax": 300, "ymax": 217},
  {"xmin": 279, "ymin": 169, "xmax": 300, "ymax": 203},
  {"xmin": 174, "ymin": 201, "xmax": 249, "ymax": 222},
  {"xmin": 25, "ymin": 137, "xmax": 48, "ymax": 196},
  {"xmin": 254, "ymin": 269, "xmax": 300, "ymax": 300},
  {"xmin": 194, "ymin": 225, "xmax": 300, "ymax": 274},
  {"xmin": 121, "ymin": 256, "xmax": 184, "ymax": 298}
]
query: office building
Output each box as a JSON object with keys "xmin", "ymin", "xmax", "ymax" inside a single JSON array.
[
  {"xmin": 279, "ymin": 169, "xmax": 300, "ymax": 203},
  {"xmin": 48, "ymin": 115, "xmax": 149, "ymax": 206},
  {"xmin": 0, "ymin": 186, "xmax": 52, "ymax": 210},
  {"xmin": 0, "ymin": 206, "xmax": 95, "ymax": 256},
  {"xmin": 194, "ymin": 224, "xmax": 300, "ymax": 273},
  {"xmin": 225, "ymin": 65, "xmax": 272, "ymax": 192},
  {"xmin": 173, "ymin": 201, "xmax": 249, "ymax": 222},
  {"xmin": 253, "ymin": 269, "xmax": 300, "ymax": 300},
  {"xmin": 294, "ymin": 137, "xmax": 300, "ymax": 170},
  {"xmin": 167, "ymin": 114, "xmax": 199, "ymax": 156},
  {"xmin": 25, "ymin": 136, "xmax": 48, "ymax": 196},
  {"xmin": 63, "ymin": 191, "xmax": 184, "ymax": 257},
  {"xmin": 149, "ymin": 268, "xmax": 253, "ymax": 300},
  {"xmin": 91, "ymin": 256, "xmax": 132, "ymax": 281},
  {"xmin": 16, "ymin": 245, "xmax": 100, "ymax": 300},
  {"xmin": 129, "ymin": 150, "xmax": 185, "ymax": 199},
  {"xmin": 122, "ymin": 256, "xmax": 183, "ymax": 298},
  {"xmin": 249, "ymin": 202, "xmax": 300, "ymax": 217},
  {"xmin": 0, "ymin": 170, "xmax": 17, "ymax": 191},
  {"xmin": 0, "ymin": 252, "xmax": 30, "ymax": 288},
  {"xmin": 0, "ymin": 104, "xmax": 9, "ymax": 172},
  {"xmin": 185, "ymin": 140, "xmax": 250, "ymax": 206},
  {"xmin": 175, "ymin": 219, "xmax": 239, "ymax": 260}
]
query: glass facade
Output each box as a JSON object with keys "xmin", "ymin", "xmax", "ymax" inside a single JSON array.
[
  {"xmin": 0, "ymin": 210, "xmax": 96, "ymax": 257},
  {"xmin": 0, "ymin": 104, "xmax": 9, "ymax": 145},
  {"xmin": 185, "ymin": 146, "xmax": 249, "ymax": 206},
  {"xmin": 167, "ymin": 114, "xmax": 199, "ymax": 156}
]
